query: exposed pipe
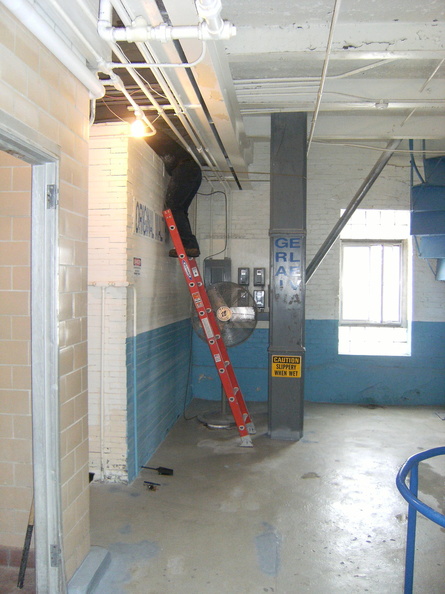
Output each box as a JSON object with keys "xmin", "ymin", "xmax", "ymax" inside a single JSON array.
[
  {"xmin": 100, "ymin": 41, "xmax": 203, "ymax": 153},
  {"xmin": 99, "ymin": 2, "xmax": 204, "ymax": 156},
  {"xmin": 100, "ymin": 286, "xmax": 106, "ymax": 480},
  {"xmin": 234, "ymin": 60, "xmax": 398, "ymax": 90},
  {"xmin": 306, "ymin": 139, "xmax": 402, "ymax": 282},
  {"xmin": 402, "ymin": 58, "xmax": 445, "ymax": 128},
  {"xmin": 40, "ymin": 0, "xmax": 183, "ymax": 138},
  {"xmin": 307, "ymin": 0, "xmax": 342, "ymax": 155},
  {"xmin": 105, "ymin": 0, "xmax": 231, "ymax": 189},
  {"xmin": 0, "ymin": 0, "xmax": 104, "ymax": 99},
  {"xmin": 195, "ymin": 0, "xmax": 229, "ymax": 38},
  {"xmin": 101, "ymin": 69, "xmax": 156, "ymax": 135},
  {"xmin": 107, "ymin": 42, "xmax": 207, "ymax": 69},
  {"xmin": 130, "ymin": 285, "xmax": 139, "ymax": 479},
  {"xmin": 98, "ymin": 0, "xmax": 235, "ymax": 43},
  {"xmin": 419, "ymin": 58, "xmax": 445, "ymax": 93}
]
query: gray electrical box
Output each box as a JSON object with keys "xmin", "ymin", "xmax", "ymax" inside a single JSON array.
[
  {"xmin": 204, "ymin": 258, "xmax": 231, "ymax": 286},
  {"xmin": 253, "ymin": 290, "xmax": 265, "ymax": 309},
  {"xmin": 254, "ymin": 268, "xmax": 265, "ymax": 286},
  {"xmin": 238, "ymin": 267, "xmax": 250, "ymax": 285}
]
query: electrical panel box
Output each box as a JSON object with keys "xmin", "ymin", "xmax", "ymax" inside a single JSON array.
[
  {"xmin": 253, "ymin": 267, "xmax": 265, "ymax": 286},
  {"xmin": 238, "ymin": 267, "xmax": 250, "ymax": 285},
  {"xmin": 253, "ymin": 290, "xmax": 265, "ymax": 309},
  {"xmin": 204, "ymin": 258, "xmax": 231, "ymax": 286}
]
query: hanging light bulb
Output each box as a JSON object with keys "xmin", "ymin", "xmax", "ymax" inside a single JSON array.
[{"xmin": 131, "ymin": 110, "xmax": 147, "ymax": 137}]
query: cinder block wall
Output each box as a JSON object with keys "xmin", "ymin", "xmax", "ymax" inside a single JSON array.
[
  {"xmin": 0, "ymin": 154, "xmax": 33, "ymax": 556},
  {"xmin": 305, "ymin": 143, "xmax": 444, "ymax": 404},
  {"xmin": 88, "ymin": 124, "xmax": 193, "ymax": 483},
  {"xmin": 88, "ymin": 124, "xmax": 130, "ymax": 482},
  {"xmin": 0, "ymin": 5, "xmax": 91, "ymax": 580},
  {"xmin": 193, "ymin": 136, "xmax": 445, "ymax": 404}
]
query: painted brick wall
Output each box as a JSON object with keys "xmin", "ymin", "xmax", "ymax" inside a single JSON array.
[
  {"xmin": 0, "ymin": 5, "xmax": 91, "ymax": 579},
  {"xmin": 0, "ymin": 154, "xmax": 32, "ymax": 551},
  {"xmin": 88, "ymin": 124, "xmax": 130, "ymax": 482},
  {"xmin": 126, "ymin": 136, "xmax": 193, "ymax": 482},
  {"xmin": 305, "ymin": 142, "xmax": 444, "ymax": 323},
  {"xmin": 88, "ymin": 125, "xmax": 193, "ymax": 483},
  {"xmin": 194, "ymin": 136, "xmax": 445, "ymax": 405}
]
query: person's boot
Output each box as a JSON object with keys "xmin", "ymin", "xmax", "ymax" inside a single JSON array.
[
  {"xmin": 186, "ymin": 248, "xmax": 200, "ymax": 258},
  {"xmin": 168, "ymin": 248, "xmax": 200, "ymax": 258}
]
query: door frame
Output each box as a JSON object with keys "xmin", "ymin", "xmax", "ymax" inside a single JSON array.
[{"xmin": 0, "ymin": 112, "xmax": 66, "ymax": 592}]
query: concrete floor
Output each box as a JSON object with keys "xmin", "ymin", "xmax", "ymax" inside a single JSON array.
[{"xmin": 90, "ymin": 401, "xmax": 445, "ymax": 594}]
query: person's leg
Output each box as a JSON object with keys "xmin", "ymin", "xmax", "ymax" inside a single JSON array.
[{"xmin": 166, "ymin": 161, "xmax": 202, "ymax": 252}]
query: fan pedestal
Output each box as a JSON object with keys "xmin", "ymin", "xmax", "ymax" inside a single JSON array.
[
  {"xmin": 198, "ymin": 388, "xmax": 236, "ymax": 429},
  {"xmin": 192, "ymin": 282, "xmax": 258, "ymax": 431}
]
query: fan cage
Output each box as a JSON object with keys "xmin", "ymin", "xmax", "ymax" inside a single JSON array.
[{"xmin": 191, "ymin": 281, "xmax": 258, "ymax": 347}]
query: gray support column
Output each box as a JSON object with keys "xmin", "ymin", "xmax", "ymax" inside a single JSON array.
[{"xmin": 268, "ymin": 113, "xmax": 307, "ymax": 440}]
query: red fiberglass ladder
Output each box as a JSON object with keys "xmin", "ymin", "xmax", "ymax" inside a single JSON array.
[{"xmin": 163, "ymin": 209, "xmax": 255, "ymax": 447}]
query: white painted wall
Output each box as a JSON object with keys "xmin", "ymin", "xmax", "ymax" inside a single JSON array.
[
  {"xmin": 197, "ymin": 133, "xmax": 445, "ymax": 324},
  {"xmin": 88, "ymin": 123, "xmax": 191, "ymax": 481},
  {"xmin": 127, "ymin": 137, "xmax": 191, "ymax": 335}
]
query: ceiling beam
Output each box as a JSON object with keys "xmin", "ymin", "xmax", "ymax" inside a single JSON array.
[
  {"xmin": 243, "ymin": 113, "xmax": 445, "ymax": 141},
  {"xmin": 226, "ymin": 22, "xmax": 445, "ymax": 59}
]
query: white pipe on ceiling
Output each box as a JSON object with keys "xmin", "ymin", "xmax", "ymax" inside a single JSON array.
[
  {"xmin": 307, "ymin": 0, "xmax": 342, "ymax": 155},
  {"xmin": 98, "ymin": 0, "xmax": 235, "ymax": 43},
  {"xmin": 106, "ymin": 42, "xmax": 207, "ymax": 69},
  {"xmin": 195, "ymin": 0, "xmax": 227, "ymax": 39},
  {"xmin": 106, "ymin": 0, "xmax": 229, "ymax": 186},
  {"xmin": 0, "ymin": 0, "xmax": 105, "ymax": 99}
]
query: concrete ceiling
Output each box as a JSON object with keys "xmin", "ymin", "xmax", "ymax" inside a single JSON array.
[
  {"xmin": 13, "ymin": 0, "xmax": 445, "ymax": 185},
  {"xmin": 219, "ymin": 0, "xmax": 444, "ymax": 143}
]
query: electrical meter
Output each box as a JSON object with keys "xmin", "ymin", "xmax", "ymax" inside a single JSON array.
[
  {"xmin": 254, "ymin": 267, "xmax": 265, "ymax": 286},
  {"xmin": 238, "ymin": 267, "xmax": 250, "ymax": 285},
  {"xmin": 253, "ymin": 290, "xmax": 265, "ymax": 309}
]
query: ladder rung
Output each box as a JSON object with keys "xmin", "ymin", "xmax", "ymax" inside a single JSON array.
[{"xmin": 163, "ymin": 208, "xmax": 254, "ymax": 446}]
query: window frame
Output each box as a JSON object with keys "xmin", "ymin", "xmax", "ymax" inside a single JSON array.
[{"xmin": 339, "ymin": 238, "xmax": 408, "ymax": 329}]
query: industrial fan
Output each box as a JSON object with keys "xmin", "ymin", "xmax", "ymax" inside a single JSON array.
[{"xmin": 191, "ymin": 281, "xmax": 258, "ymax": 429}]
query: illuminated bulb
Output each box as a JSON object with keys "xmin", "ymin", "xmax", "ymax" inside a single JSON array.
[{"xmin": 131, "ymin": 117, "xmax": 147, "ymax": 138}]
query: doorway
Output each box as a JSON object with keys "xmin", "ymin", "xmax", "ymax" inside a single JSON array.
[{"xmin": 0, "ymin": 119, "xmax": 65, "ymax": 592}]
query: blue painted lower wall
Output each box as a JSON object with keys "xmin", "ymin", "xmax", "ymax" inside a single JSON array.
[
  {"xmin": 191, "ymin": 321, "xmax": 445, "ymax": 406},
  {"xmin": 191, "ymin": 329, "xmax": 269, "ymax": 402},
  {"xmin": 126, "ymin": 319, "xmax": 443, "ymax": 482},
  {"xmin": 126, "ymin": 319, "xmax": 193, "ymax": 483},
  {"xmin": 305, "ymin": 320, "xmax": 445, "ymax": 405}
]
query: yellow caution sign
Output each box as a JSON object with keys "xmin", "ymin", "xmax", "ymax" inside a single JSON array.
[{"xmin": 271, "ymin": 355, "xmax": 301, "ymax": 378}]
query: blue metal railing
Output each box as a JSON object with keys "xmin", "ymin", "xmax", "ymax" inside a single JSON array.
[{"xmin": 396, "ymin": 446, "xmax": 445, "ymax": 594}]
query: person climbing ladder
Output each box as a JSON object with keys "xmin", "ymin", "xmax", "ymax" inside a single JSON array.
[{"xmin": 145, "ymin": 128, "xmax": 202, "ymax": 257}]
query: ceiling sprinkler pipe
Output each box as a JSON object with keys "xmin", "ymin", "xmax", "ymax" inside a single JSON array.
[
  {"xmin": 195, "ymin": 0, "xmax": 229, "ymax": 38},
  {"xmin": 97, "ymin": 0, "xmax": 235, "ymax": 43}
]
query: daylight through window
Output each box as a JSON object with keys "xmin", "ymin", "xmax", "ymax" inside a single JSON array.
[{"xmin": 338, "ymin": 210, "xmax": 411, "ymax": 356}]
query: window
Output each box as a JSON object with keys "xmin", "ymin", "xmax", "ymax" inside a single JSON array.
[
  {"xmin": 339, "ymin": 210, "xmax": 411, "ymax": 356},
  {"xmin": 341, "ymin": 241, "xmax": 403, "ymax": 325}
]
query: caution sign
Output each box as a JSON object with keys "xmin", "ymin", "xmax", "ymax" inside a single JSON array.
[{"xmin": 271, "ymin": 355, "xmax": 301, "ymax": 378}]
